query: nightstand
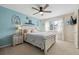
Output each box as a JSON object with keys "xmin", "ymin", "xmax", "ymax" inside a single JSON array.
[{"xmin": 13, "ymin": 33, "xmax": 23, "ymax": 46}]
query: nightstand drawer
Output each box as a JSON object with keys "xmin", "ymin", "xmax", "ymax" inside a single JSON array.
[
  {"xmin": 13, "ymin": 34, "xmax": 23, "ymax": 46},
  {"xmin": 18, "ymin": 36, "xmax": 23, "ymax": 43}
]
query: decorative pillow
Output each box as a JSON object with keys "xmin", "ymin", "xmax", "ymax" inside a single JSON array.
[
  {"xmin": 23, "ymin": 28, "xmax": 32, "ymax": 34},
  {"xmin": 31, "ymin": 28, "xmax": 38, "ymax": 33},
  {"xmin": 23, "ymin": 29, "xmax": 28, "ymax": 33},
  {"xmin": 31, "ymin": 29, "xmax": 34, "ymax": 33},
  {"xmin": 22, "ymin": 26, "xmax": 39, "ymax": 33},
  {"xmin": 27, "ymin": 29, "xmax": 31, "ymax": 33}
]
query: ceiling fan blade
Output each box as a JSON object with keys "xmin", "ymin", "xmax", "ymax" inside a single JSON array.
[
  {"xmin": 43, "ymin": 11, "xmax": 52, "ymax": 13},
  {"xmin": 43, "ymin": 4, "xmax": 49, "ymax": 9},
  {"xmin": 32, "ymin": 7, "xmax": 39, "ymax": 11},
  {"xmin": 33, "ymin": 12, "xmax": 40, "ymax": 15}
]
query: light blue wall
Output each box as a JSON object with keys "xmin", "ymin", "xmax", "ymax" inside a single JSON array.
[{"xmin": 0, "ymin": 6, "xmax": 44, "ymax": 46}]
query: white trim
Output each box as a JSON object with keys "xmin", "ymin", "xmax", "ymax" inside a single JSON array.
[
  {"xmin": 0, "ymin": 44, "xmax": 11, "ymax": 48},
  {"xmin": 75, "ymin": 9, "xmax": 79, "ymax": 49}
]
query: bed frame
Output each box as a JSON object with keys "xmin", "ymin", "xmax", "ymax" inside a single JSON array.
[
  {"xmin": 24, "ymin": 33, "xmax": 56, "ymax": 55},
  {"xmin": 44, "ymin": 35, "xmax": 56, "ymax": 54}
]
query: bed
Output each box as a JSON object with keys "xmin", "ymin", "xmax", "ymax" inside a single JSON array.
[{"xmin": 24, "ymin": 31, "xmax": 56, "ymax": 54}]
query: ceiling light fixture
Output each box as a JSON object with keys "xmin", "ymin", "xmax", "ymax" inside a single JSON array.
[
  {"xmin": 39, "ymin": 12, "xmax": 43, "ymax": 15},
  {"xmin": 32, "ymin": 4, "xmax": 52, "ymax": 16}
]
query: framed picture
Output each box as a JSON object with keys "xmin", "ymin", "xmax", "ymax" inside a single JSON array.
[{"xmin": 11, "ymin": 15, "xmax": 21, "ymax": 25}]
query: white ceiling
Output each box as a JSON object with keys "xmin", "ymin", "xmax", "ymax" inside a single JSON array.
[{"xmin": 0, "ymin": 4, "xmax": 79, "ymax": 20}]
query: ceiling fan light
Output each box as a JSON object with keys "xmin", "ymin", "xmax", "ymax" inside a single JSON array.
[{"xmin": 39, "ymin": 12, "xmax": 43, "ymax": 15}]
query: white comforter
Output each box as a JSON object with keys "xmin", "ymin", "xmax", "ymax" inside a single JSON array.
[{"xmin": 24, "ymin": 31, "xmax": 56, "ymax": 50}]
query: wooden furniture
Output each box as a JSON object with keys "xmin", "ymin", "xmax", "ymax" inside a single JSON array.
[
  {"xmin": 24, "ymin": 32, "xmax": 56, "ymax": 54},
  {"xmin": 13, "ymin": 30, "xmax": 23, "ymax": 46}
]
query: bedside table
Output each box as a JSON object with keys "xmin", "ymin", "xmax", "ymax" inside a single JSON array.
[{"xmin": 13, "ymin": 33, "xmax": 23, "ymax": 46}]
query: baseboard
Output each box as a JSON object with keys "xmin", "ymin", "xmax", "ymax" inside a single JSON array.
[{"xmin": 0, "ymin": 44, "xmax": 11, "ymax": 48}]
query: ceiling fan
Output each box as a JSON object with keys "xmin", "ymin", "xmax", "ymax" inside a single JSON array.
[{"xmin": 32, "ymin": 4, "xmax": 52, "ymax": 16}]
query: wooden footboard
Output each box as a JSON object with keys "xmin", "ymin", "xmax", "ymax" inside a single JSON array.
[{"xmin": 44, "ymin": 35, "xmax": 56, "ymax": 55}]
